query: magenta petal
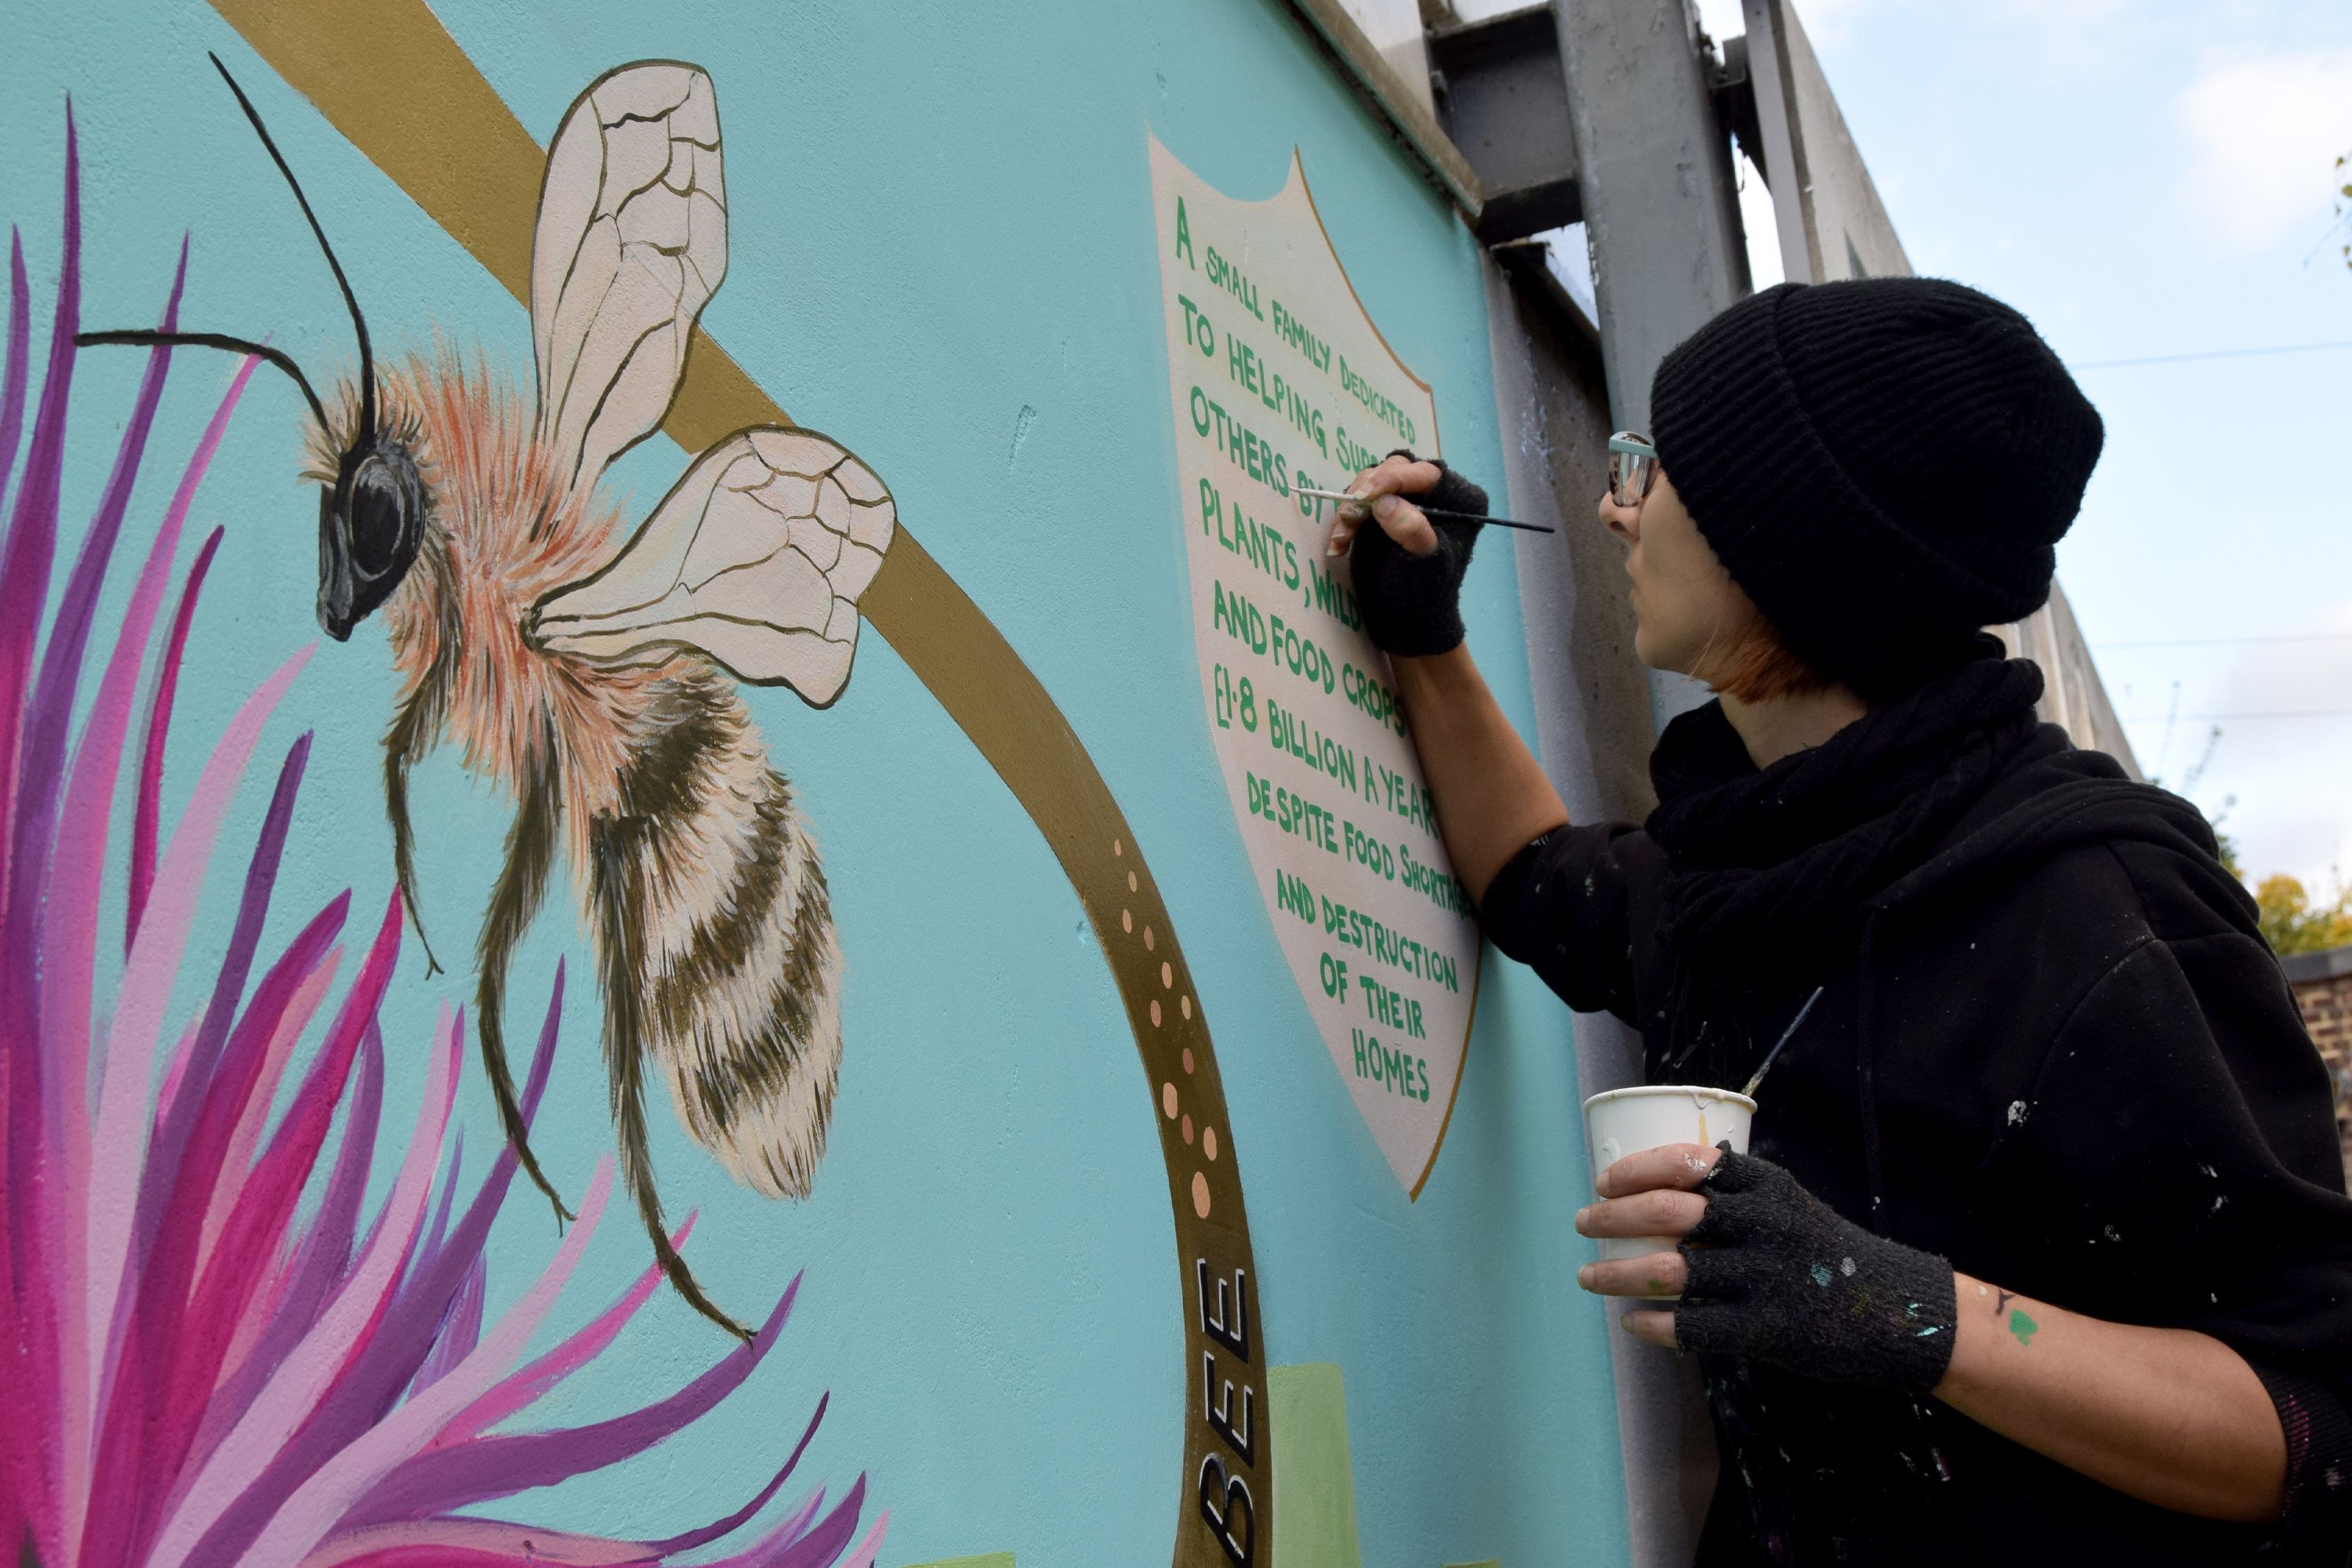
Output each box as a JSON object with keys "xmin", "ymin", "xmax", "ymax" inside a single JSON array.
[
  {"xmin": 4, "ymin": 214, "xmax": 174, "ymax": 1559},
  {"xmin": 0, "ymin": 108, "xmax": 80, "ymax": 915},
  {"xmin": 176, "ymin": 985, "xmax": 558, "ymax": 1568},
  {"xmin": 429, "ymin": 1210, "xmax": 695, "ymax": 1452},
  {"xmin": 412, "ymin": 1135, "xmax": 463, "ymax": 1282},
  {"xmin": 132, "ymin": 728, "xmax": 314, "ymax": 1289},
  {"xmin": 0, "ymin": 122, "xmax": 79, "ymax": 1568},
  {"xmin": 273, "ymin": 978, "xmax": 561, "ymax": 1450},
  {"xmin": 44, "ymin": 325, "xmax": 239, "ymax": 1541},
  {"xmin": 187, "ymin": 1013, "xmax": 385, "ymax": 1485},
  {"xmin": 129, "ymin": 524, "xmax": 221, "ymax": 948},
  {"xmin": 85, "ymin": 865, "xmax": 342, "ymax": 1568},
  {"xmin": 180, "ymin": 897, "xmax": 398, "ymax": 1457},
  {"xmin": 13, "ymin": 237, "xmax": 183, "ymax": 940}
]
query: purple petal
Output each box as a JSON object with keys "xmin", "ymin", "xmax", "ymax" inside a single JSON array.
[
  {"xmin": 644, "ymin": 1392, "xmax": 826, "ymax": 1555},
  {"xmin": 0, "ymin": 228, "xmax": 31, "ymax": 529},
  {"xmin": 408, "ymin": 1254, "xmax": 486, "ymax": 1399},
  {"xmin": 347, "ymin": 1276, "xmax": 799, "ymax": 1524},
  {"xmin": 726, "ymin": 1475, "xmax": 869, "ymax": 1568}
]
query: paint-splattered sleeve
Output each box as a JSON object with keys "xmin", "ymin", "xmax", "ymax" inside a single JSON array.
[
  {"xmin": 1999, "ymin": 931, "xmax": 2352, "ymax": 1548},
  {"xmin": 1474, "ymin": 822, "xmax": 1657, "ymax": 1024}
]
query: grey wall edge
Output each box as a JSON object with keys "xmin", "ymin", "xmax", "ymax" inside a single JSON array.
[{"xmin": 1483, "ymin": 249, "xmax": 1717, "ymax": 1568}]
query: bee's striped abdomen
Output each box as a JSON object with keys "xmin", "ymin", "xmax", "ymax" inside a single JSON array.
[{"xmin": 596, "ymin": 670, "xmax": 843, "ymax": 1202}]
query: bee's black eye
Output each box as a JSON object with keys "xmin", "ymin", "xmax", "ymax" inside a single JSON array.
[
  {"xmin": 347, "ymin": 455, "xmax": 409, "ymax": 577},
  {"xmin": 318, "ymin": 434, "xmax": 429, "ymax": 641}
]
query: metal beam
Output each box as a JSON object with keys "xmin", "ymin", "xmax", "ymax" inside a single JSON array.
[
  {"xmin": 1552, "ymin": 0, "xmax": 1751, "ymax": 731},
  {"xmin": 1552, "ymin": 0, "xmax": 1750, "ymax": 435},
  {"xmin": 1428, "ymin": 5, "xmax": 1580, "ymax": 242}
]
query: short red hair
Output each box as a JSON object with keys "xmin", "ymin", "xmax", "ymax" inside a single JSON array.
[{"xmin": 1691, "ymin": 590, "xmax": 1835, "ymax": 704}]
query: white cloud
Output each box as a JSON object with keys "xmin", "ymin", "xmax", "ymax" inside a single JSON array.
[
  {"xmin": 2176, "ymin": 47, "xmax": 2352, "ymax": 256},
  {"xmin": 2128, "ymin": 592, "xmax": 2352, "ymax": 890}
]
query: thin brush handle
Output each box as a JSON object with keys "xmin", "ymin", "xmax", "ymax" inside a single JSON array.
[
  {"xmin": 1295, "ymin": 488, "xmax": 1555, "ymax": 534},
  {"xmin": 1740, "ymin": 985, "xmax": 1827, "ymax": 1101},
  {"xmin": 1421, "ymin": 506, "xmax": 1555, "ymax": 534}
]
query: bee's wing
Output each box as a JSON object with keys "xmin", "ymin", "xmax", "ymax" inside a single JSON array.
[
  {"xmin": 532, "ymin": 427, "xmax": 894, "ymax": 707},
  {"xmin": 532, "ymin": 61, "xmax": 725, "ymax": 491}
]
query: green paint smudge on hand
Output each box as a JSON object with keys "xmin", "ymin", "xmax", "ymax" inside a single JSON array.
[{"xmin": 2007, "ymin": 1308, "xmax": 2038, "ymax": 1347}]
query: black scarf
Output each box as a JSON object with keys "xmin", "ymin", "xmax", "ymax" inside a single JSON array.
[{"xmin": 1644, "ymin": 648, "xmax": 2049, "ymax": 1083}]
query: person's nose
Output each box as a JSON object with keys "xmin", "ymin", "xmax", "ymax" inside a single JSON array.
[{"xmin": 1599, "ymin": 492, "xmax": 1639, "ymax": 543}]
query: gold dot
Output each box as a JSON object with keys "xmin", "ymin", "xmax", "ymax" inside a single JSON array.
[
  {"xmin": 1160, "ymin": 961, "xmax": 1174, "ymax": 989},
  {"xmin": 1204, "ymin": 1126, "xmax": 1219, "ymax": 1162},
  {"xmin": 1143, "ymin": 925, "xmax": 1156, "ymax": 951},
  {"xmin": 1162, "ymin": 1082, "xmax": 1179, "ymax": 1120},
  {"xmin": 1181, "ymin": 1047, "xmax": 1195, "ymax": 1075},
  {"xmin": 1192, "ymin": 1171, "xmax": 1212, "ymax": 1218},
  {"xmin": 1150, "ymin": 1000, "xmax": 1163, "ymax": 1026},
  {"xmin": 1127, "ymin": 870, "xmax": 1138, "ymax": 892},
  {"xmin": 1182, "ymin": 1113, "xmax": 1196, "ymax": 1144},
  {"xmin": 1113, "ymin": 838, "xmax": 1123, "ymax": 857},
  {"xmin": 1121, "ymin": 909, "xmax": 1133, "ymax": 933},
  {"xmin": 1181, "ymin": 995, "xmax": 1193, "ymax": 1020}
]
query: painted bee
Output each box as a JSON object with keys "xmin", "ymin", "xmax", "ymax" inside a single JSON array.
[{"xmin": 84, "ymin": 56, "xmax": 893, "ymax": 1337}]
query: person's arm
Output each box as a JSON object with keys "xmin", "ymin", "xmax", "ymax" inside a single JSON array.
[
  {"xmin": 1933, "ymin": 1272, "xmax": 2285, "ymax": 1523},
  {"xmin": 1330, "ymin": 452, "xmax": 1566, "ymax": 903},
  {"xmin": 1577, "ymin": 1145, "xmax": 2288, "ymax": 1523},
  {"xmin": 1392, "ymin": 647, "xmax": 1566, "ymax": 904}
]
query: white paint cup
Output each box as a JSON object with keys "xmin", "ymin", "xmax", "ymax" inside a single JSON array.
[{"xmin": 1581, "ymin": 1086, "xmax": 1757, "ymax": 1286}]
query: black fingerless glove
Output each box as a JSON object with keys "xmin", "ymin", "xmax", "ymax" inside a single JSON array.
[
  {"xmin": 1346, "ymin": 449, "xmax": 1487, "ymax": 657},
  {"xmin": 1676, "ymin": 1146, "xmax": 1958, "ymax": 1392}
]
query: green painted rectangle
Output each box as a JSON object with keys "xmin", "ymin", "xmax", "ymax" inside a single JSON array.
[{"xmin": 1271, "ymin": 1362, "xmax": 1363, "ymax": 1568}]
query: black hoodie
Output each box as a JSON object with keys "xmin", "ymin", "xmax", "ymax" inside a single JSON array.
[{"xmin": 1482, "ymin": 661, "xmax": 2352, "ymax": 1565}]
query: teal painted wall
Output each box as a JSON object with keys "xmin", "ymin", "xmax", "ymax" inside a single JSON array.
[{"xmin": 0, "ymin": 1, "xmax": 1627, "ymax": 1563}]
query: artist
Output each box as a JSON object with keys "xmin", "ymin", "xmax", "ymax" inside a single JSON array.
[{"xmin": 1329, "ymin": 277, "xmax": 2352, "ymax": 1563}]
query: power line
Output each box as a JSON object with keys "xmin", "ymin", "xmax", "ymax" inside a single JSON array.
[
  {"xmin": 2067, "ymin": 339, "xmax": 2352, "ymax": 371},
  {"xmin": 2097, "ymin": 633, "xmax": 2352, "ymax": 649}
]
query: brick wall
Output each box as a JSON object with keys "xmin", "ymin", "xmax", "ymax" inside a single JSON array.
[{"xmin": 2281, "ymin": 945, "xmax": 2352, "ymax": 1186}]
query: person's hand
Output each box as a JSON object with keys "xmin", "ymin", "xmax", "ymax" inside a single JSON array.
[
  {"xmin": 1324, "ymin": 452, "xmax": 1446, "ymax": 557},
  {"xmin": 1574, "ymin": 1142, "xmax": 1720, "ymax": 1319},
  {"xmin": 1577, "ymin": 1142, "xmax": 1961, "ymax": 1392},
  {"xmin": 1335, "ymin": 449, "xmax": 1489, "ymax": 659}
]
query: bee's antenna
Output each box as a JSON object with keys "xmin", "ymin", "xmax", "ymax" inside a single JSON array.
[
  {"xmin": 74, "ymin": 330, "xmax": 328, "ymax": 432},
  {"xmin": 206, "ymin": 51, "xmax": 376, "ymax": 444}
]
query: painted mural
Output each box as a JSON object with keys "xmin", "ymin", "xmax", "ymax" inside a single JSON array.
[
  {"xmin": 2, "ymin": 1, "xmax": 1635, "ymax": 1563},
  {"xmin": 0, "ymin": 134, "xmax": 882, "ymax": 1565},
  {"xmin": 79, "ymin": 53, "xmax": 895, "ymax": 1340}
]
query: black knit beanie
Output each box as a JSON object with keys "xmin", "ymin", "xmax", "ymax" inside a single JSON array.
[{"xmin": 1651, "ymin": 278, "xmax": 2103, "ymax": 699}]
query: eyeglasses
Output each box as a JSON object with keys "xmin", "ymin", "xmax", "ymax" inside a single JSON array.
[{"xmin": 1607, "ymin": 432, "xmax": 1661, "ymax": 507}]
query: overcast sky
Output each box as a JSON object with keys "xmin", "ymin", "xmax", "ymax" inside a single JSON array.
[{"xmin": 1602, "ymin": 0, "xmax": 2352, "ymax": 890}]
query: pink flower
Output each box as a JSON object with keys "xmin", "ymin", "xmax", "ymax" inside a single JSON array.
[{"xmin": 0, "ymin": 111, "xmax": 884, "ymax": 1568}]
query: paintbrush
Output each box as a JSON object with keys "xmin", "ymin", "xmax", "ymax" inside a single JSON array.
[
  {"xmin": 1740, "ymin": 985, "xmax": 1827, "ymax": 1101},
  {"xmin": 1295, "ymin": 487, "xmax": 1556, "ymax": 534}
]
